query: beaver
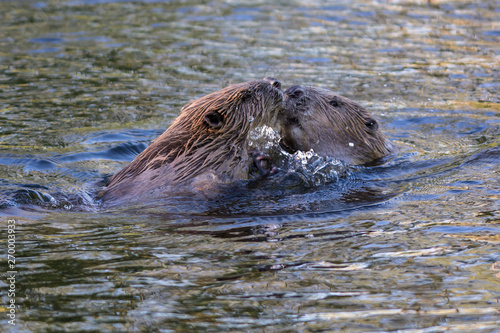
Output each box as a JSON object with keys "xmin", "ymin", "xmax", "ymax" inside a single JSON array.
[
  {"xmin": 99, "ymin": 77, "xmax": 284, "ymax": 203},
  {"xmin": 279, "ymin": 85, "xmax": 393, "ymax": 165}
]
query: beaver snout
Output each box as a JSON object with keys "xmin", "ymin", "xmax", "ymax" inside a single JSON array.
[{"xmin": 263, "ymin": 77, "xmax": 282, "ymax": 90}]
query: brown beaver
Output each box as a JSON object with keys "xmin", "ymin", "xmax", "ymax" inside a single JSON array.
[
  {"xmin": 279, "ymin": 85, "xmax": 393, "ymax": 165},
  {"xmin": 99, "ymin": 77, "xmax": 283, "ymax": 203}
]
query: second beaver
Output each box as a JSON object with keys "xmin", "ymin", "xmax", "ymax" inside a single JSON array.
[
  {"xmin": 99, "ymin": 78, "xmax": 284, "ymax": 203},
  {"xmin": 280, "ymin": 85, "xmax": 393, "ymax": 165}
]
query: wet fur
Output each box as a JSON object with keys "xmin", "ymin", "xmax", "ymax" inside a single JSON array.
[
  {"xmin": 280, "ymin": 86, "xmax": 392, "ymax": 165},
  {"xmin": 100, "ymin": 79, "xmax": 283, "ymax": 203}
]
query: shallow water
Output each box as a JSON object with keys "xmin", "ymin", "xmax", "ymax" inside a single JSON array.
[{"xmin": 1, "ymin": 0, "xmax": 499, "ymax": 332}]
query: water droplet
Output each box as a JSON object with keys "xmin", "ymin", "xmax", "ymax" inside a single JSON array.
[
  {"xmin": 349, "ymin": 142, "xmax": 354, "ymax": 147},
  {"xmin": 248, "ymin": 116, "xmax": 254, "ymax": 122}
]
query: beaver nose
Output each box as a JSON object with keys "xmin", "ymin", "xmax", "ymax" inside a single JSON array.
[
  {"xmin": 263, "ymin": 77, "xmax": 282, "ymax": 90},
  {"xmin": 285, "ymin": 85, "xmax": 304, "ymax": 99}
]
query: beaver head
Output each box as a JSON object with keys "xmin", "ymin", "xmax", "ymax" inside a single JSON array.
[
  {"xmin": 280, "ymin": 85, "xmax": 392, "ymax": 165},
  {"xmin": 100, "ymin": 78, "xmax": 283, "ymax": 202}
]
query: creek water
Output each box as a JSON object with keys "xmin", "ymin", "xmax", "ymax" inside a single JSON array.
[{"xmin": 1, "ymin": 0, "xmax": 499, "ymax": 332}]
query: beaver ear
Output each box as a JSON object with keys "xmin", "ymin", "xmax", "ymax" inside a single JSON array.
[
  {"xmin": 285, "ymin": 86, "xmax": 304, "ymax": 99},
  {"xmin": 204, "ymin": 111, "xmax": 224, "ymax": 129}
]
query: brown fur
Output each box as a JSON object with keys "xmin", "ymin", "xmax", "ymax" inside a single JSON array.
[
  {"xmin": 280, "ymin": 85, "xmax": 392, "ymax": 165},
  {"xmin": 99, "ymin": 78, "xmax": 283, "ymax": 203}
]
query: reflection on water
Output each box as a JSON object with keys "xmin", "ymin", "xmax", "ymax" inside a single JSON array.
[{"xmin": 1, "ymin": 0, "xmax": 499, "ymax": 331}]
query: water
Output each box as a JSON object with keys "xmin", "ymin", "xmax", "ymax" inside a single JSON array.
[{"xmin": 1, "ymin": 0, "xmax": 499, "ymax": 331}]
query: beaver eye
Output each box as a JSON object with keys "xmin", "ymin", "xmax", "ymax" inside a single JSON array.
[{"xmin": 366, "ymin": 119, "xmax": 378, "ymax": 130}]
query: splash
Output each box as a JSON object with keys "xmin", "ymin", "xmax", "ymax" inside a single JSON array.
[
  {"xmin": 284, "ymin": 150, "xmax": 349, "ymax": 186},
  {"xmin": 248, "ymin": 125, "xmax": 282, "ymax": 151},
  {"xmin": 248, "ymin": 126, "xmax": 350, "ymax": 186}
]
